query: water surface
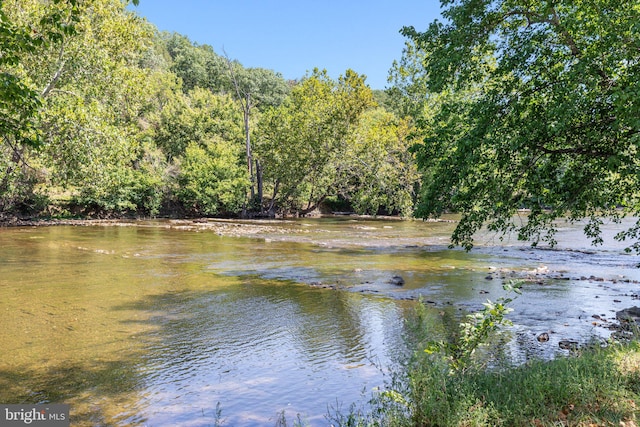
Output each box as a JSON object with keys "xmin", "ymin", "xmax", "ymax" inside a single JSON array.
[{"xmin": 1, "ymin": 217, "xmax": 638, "ymax": 425}]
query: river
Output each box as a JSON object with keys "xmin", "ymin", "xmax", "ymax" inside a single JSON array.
[{"xmin": 0, "ymin": 216, "xmax": 638, "ymax": 426}]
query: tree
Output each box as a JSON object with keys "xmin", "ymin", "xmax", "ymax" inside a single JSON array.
[
  {"xmin": 162, "ymin": 32, "xmax": 228, "ymax": 93},
  {"xmin": 153, "ymin": 88, "xmax": 244, "ymax": 160},
  {"xmin": 0, "ymin": 0, "xmax": 83, "ymax": 214},
  {"xmin": 256, "ymin": 69, "xmax": 375, "ymax": 215},
  {"xmin": 3, "ymin": 0, "xmax": 161, "ymax": 216},
  {"xmin": 223, "ymin": 53, "xmax": 290, "ymax": 210},
  {"xmin": 402, "ymin": 0, "xmax": 640, "ymax": 250},
  {"xmin": 150, "ymin": 88, "xmax": 249, "ymax": 215},
  {"xmin": 176, "ymin": 137, "xmax": 248, "ymax": 216},
  {"xmin": 335, "ymin": 107, "xmax": 420, "ymax": 217},
  {"xmin": 387, "ymin": 37, "xmax": 430, "ymax": 120}
]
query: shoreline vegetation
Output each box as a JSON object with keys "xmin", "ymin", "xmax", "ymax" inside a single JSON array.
[
  {"xmin": 337, "ymin": 338, "xmax": 640, "ymax": 427},
  {"xmin": 327, "ymin": 286, "xmax": 640, "ymax": 427}
]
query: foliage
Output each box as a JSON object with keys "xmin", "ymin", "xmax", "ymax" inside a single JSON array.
[
  {"xmin": 162, "ymin": 32, "xmax": 228, "ymax": 93},
  {"xmin": 149, "ymin": 87, "xmax": 249, "ymax": 215},
  {"xmin": 0, "ymin": 144, "xmax": 45, "ymax": 215},
  {"xmin": 226, "ymin": 62, "xmax": 291, "ymax": 112},
  {"xmin": 0, "ymin": 0, "xmax": 79, "ymax": 149},
  {"xmin": 333, "ymin": 294, "xmax": 640, "ymax": 427},
  {"xmin": 153, "ymin": 88, "xmax": 244, "ymax": 160},
  {"xmin": 400, "ymin": 0, "xmax": 640, "ymax": 250},
  {"xmin": 223, "ymin": 55, "xmax": 291, "ymax": 206},
  {"xmin": 256, "ymin": 69, "xmax": 376, "ymax": 214},
  {"xmin": 0, "ymin": 0, "xmax": 415, "ymax": 219},
  {"xmin": 335, "ymin": 108, "xmax": 420, "ymax": 217},
  {"xmin": 424, "ymin": 281, "xmax": 521, "ymax": 374},
  {"xmin": 3, "ymin": 0, "xmax": 165, "ymax": 216},
  {"xmin": 71, "ymin": 140, "xmax": 166, "ymax": 216},
  {"xmin": 0, "ymin": 0, "xmax": 80, "ymax": 215},
  {"xmin": 387, "ymin": 37, "xmax": 430, "ymax": 120},
  {"xmin": 176, "ymin": 138, "xmax": 248, "ymax": 215},
  {"xmin": 391, "ymin": 342, "xmax": 640, "ymax": 427}
]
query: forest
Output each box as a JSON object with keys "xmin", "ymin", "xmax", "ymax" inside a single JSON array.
[
  {"xmin": 1, "ymin": 0, "xmax": 419, "ymax": 222},
  {"xmin": 2, "ymin": 0, "xmax": 639, "ymax": 249}
]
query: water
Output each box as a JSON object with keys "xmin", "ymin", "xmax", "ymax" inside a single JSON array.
[{"xmin": 0, "ymin": 217, "xmax": 639, "ymax": 426}]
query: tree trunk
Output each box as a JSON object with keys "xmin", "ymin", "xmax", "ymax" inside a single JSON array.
[
  {"xmin": 299, "ymin": 194, "xmax": 327, "ymax": 216},
  {"xmin": 244, "ymin": 92, "xmax": 254, "ymax": 201},
  {"xmin": 256, "ymin": 159, "xmax": 263, "ymax": 212},
  {"xmin": 267, "ymin": 180, "xmax": 280, "ymax": 215}
]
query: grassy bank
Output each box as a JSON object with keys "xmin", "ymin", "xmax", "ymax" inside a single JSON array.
[
  {"xmin": 387, "ymin": 342, "xmax": 640, "ymax": 427},
  {"xmin": 329, "ymin": 298, "xmax": 640, "ymax": 427}
]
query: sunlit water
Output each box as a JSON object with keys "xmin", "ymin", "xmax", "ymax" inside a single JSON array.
[{"xmin": 1, "ymin": 217, "xmax": 639, "ymax": 426}]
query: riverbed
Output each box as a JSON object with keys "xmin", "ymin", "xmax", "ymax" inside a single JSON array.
[{"xmin": 0, "ymin": 216, "xmax": 638, "ymax": 425}]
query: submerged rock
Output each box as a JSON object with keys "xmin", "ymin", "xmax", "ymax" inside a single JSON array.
[
  {"xmin": 616, "ymin": 306, "xmax": 640, "ymax": 325},
  {"xmin": 389, "ymin": 275, "xmax": 405, "ymax": 286},
  {"xmin": 537, "ymin": 332, "xmax": 550, "ymax": 343}
]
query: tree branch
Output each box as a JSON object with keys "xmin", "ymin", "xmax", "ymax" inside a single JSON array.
[
  {"xmin": 41, "ymin": 44, "xmax": 66, "ymax": 98},
  {"xmin": 501, "ymin": 7, "xmax": 613, "ymax": 86},
  {"xmin": 535, "ymin": 144, "xmax": 614, "ymax": 158}
]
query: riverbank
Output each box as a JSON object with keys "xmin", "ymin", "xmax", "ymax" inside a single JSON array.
[
  {"xmin": 335, "ymin": 339, "xmax": 640, "ymax": 426},
  {"xmin": 328, "ymin": 289, "xmax": 640, "ymax": 426}
]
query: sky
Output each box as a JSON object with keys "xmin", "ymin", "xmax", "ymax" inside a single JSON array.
[{"xmin": 129, "ymin": 1, "xmax": 442, "ymax": 90}]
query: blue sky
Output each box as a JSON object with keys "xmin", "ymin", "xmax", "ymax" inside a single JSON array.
[{"xmin": 129, "ymin": 1, "xmax": 442, "ymax": 90}]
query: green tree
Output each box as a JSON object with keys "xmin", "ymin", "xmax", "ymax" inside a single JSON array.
[
  {"xmin": 387, "ymin": 37, "xmax": 430, "ymax": 120},
  {"xmin": 0, "ymin": 0, "xmax": 80, "ymax": 214},
  {"xmin": 335, "ymin": 107, "xmax": 420, "ymax": 217},
  {"xmin": 176, "ymin": 137, "xmax": 248, "ymax": 216},
  {"xmin": 256, "ymin": 69, "xmax": 375, "ymax": 215},
  {"xmin": 402, "ymin": 0, "xmax": 640, "ymax": 250},
  {"xmin": 153, "ymin": 88, "xmax": 243, "ymax": 160},
  {"xmin": 223, "ymin": 54, "xmax": 290, "ymax": 209},
  {"xmin": 162, "ymin": 32, "xmax": 228, "ymax": 93},
  {"xmin": 151, "ymin": 88, "xmax": 248, "ymax": 215},
  {"xmin": 4, "ymin": 0, "xmax": 161, "ymax": 216}
]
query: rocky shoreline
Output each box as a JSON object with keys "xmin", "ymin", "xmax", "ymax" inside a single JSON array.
[{"xmin": 1, "ymin": 217, "xmax": 298, "ymax": 237}]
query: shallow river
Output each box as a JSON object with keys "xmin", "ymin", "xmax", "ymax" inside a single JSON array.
[{"xmin": 1, "ymin": 216, "xmax": 639, "ymax": 426}]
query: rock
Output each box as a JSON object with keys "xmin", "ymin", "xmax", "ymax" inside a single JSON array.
[
  {"xmin": 389, "ymin": 275, "xmax": 405, "ymax": 286},
  {"xmin": 558, "ymin": 340, "xmax": 579, "ymax": 350},
  {"xmin": 616, "ymin": 306, "xmax": 640, "ymax": 325},
  {"xmin": 484, "ymin": 275, "xmax": 493, "ymax": 280},
  {"xmin": 537, "ymin": 332, "xmax": 550, "ymax": 342}
]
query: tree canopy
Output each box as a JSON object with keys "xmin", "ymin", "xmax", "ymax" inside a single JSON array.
[
  {"xmin": 400, "ymin": 0, "xmax": 640, "ymax": 250},
  {"xmin": 11, "ymin": 0, "xmax": 637, "ymax": 234},
  {"xmin": 0, "ymin": 0, "xmax": 416, "ymax": 219}
]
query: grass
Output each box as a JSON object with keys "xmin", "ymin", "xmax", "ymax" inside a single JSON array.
[
  {"xmin": 447, "ymin": 343, "xmax": 640, "ymax": 426},
  {"xmin": 328, "ymin": 300, "xmax": 640, "ymax": 427}
]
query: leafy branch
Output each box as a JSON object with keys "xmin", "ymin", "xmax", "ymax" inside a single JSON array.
[{"xmin": 425, "ymin": 281, "xmax": 522, "ymax": 374}]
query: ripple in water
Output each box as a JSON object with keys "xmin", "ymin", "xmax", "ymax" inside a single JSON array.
[{"xmin": 127, "ymin": 281, "xmax": 403, "ymax": 426}]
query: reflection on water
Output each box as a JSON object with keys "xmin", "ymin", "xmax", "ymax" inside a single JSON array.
[
  {"xmin": 0, "ymin": 218, "xmax": 639, "ymax": 425},
  {"xmin": 118, "ymin": 282, "xmax": 402, "ymax": 426}
]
